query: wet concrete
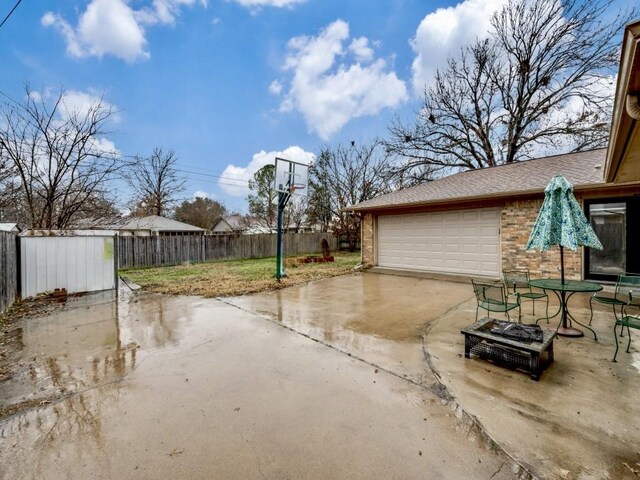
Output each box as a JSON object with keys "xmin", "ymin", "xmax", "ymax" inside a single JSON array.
[
  {"xmin": 0, "ymin": 283, "xmax": 517, "ymax": 479},
  {"xmin": 425, "ymin": 293, "xmax": 640, "ymax": 480},
  {"xmin": 225, "ymin": 273, "xmax": 472, "ymax": 386},
  {"xmin": 227, "ymin": 272, "xmax": 640, "ymax": 480}
]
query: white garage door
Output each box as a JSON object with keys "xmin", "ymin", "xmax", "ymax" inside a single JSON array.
[{"xmin": 377, "ymin": 208, "xmax": 500, "ymax": 276}]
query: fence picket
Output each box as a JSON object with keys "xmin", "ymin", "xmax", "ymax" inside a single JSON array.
[{"xmin": 117, "ymin": 233, "xmax": 338, "ymax": 269}]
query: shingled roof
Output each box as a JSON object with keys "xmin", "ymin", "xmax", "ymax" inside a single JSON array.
[{"xmin": 350, "ymin": 149, "xmax": 607, "ymax": 211}]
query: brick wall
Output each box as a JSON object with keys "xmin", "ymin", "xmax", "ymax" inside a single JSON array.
[
  {"xmin": 361, "ymin": 212, "xmax": 374, "ymax": 267},
  {"xmin": 501, "ymin": 198, "xmax": 583, "ymax": 280}
]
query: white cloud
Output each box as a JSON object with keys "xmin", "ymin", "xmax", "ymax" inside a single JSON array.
[
  {"xmin": 269, "ymin": 80, "xmax": 283, "ymax": 96},
  {"xmin": 276, "ymin": 20, "xmax": 407, "ymax": 140},
  {"xmin": 348, "ymin": 37, "xmax": 374, "ymax": 62},
  {"xmin": 411, "ymin": 0, "xmax": 506, "ymax": 92},
  {"xmin": 42, "ymin": 0, "xmax": 206, "ymax": 62},
  {"xmin": 28, "ymin": 88, "xmax": 119, "ymax": 125},
  {"xmin": 60, "ymin": 89, "xmax": 120, "ymax": 123},
  {"xmin": 87, "ymin": 137, "xmax": 120, "ymax": 157},
  {"xmin": 35, "ymin": 88, "xmax": 121, "ymax": 157},
  {"xmin": 135, "ymin": 0, "xmax": 208, "ymax": 25},
  {"xmin": 525, "ymin": 75, "xmax": 617, "ymax": 157},
  {"xmin": 219, "ymin": 146, "xmax": 315, "ymax": 197},
  {"xmin": 232, "ymin": 0, "xmax": 306, "ymax": 8},
  {"xmin": 193, "ymin": 190, "xmax": 211, "ymax": 199}
]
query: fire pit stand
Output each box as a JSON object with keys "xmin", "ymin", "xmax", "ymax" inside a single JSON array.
[{"xmin": 461, "ymin": 317, "xmax": 555, "ymax": 380}]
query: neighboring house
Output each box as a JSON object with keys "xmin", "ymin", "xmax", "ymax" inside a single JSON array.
[
  {"xmin": 350, "ymin": 19, "xmax": 640, "ymax": 283},
  {"xmin": 211, "ymin": 215, "xmax": 269, "ymax": 234},
  {"xmin": 212, "ymin": 215, "xmax": 312, "ymax": 235},
  {"xmin": 0, "ymin": 223, "xmax": 21, "ymax": 233},
  {"xmin": 74, "ymin": 215, "xmax": 204, "ymax": 236}
]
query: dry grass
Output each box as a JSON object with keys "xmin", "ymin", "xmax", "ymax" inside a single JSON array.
[{"xmin": 121, "ymin": 252, "xmax": 361, "ymax": 297}]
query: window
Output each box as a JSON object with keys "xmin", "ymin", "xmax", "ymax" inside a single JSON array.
[{"xmin": 585, "ymin": 197, "xmax": 640, "ymax": 281}]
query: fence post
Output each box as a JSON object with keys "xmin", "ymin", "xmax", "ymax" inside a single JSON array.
[
  {"xmin": 15, "ymin": 233, "xmax": 21, "ymax": 298},
  {"xmin": 113, "ymin": 235, "xmax": 119, "ymax": 298}
]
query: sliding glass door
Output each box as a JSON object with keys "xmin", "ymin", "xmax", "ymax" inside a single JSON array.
[{"xmin": 585, "ymin": 197, "xmax": 640, "ymax": 281}]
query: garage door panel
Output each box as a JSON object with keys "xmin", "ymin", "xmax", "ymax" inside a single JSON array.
[{"xmin": 377, "ymin": 208, "xmax": 500, "ymax": 276}]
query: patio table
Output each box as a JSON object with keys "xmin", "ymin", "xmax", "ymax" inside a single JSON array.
[{"xmin": 528, "ymin": 278, "xmax": 602, "ymax": 340}]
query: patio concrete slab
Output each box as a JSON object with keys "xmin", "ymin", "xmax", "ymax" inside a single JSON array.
[
  {"xmin": 0, "ymin": 288, "xmax": 517, "ymax": 480},
  {"xmin": 424, "ymin": 288, "xmax": 640, "ymax": 480}
]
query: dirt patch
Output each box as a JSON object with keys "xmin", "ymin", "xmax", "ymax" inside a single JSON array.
[{"xmin": 121, "ymin": 252, "xmax": 361, "ymax": 297}]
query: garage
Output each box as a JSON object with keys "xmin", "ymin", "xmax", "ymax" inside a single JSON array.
[{"xmin": 377, "ymin": 208, "xmax": 500, "ymax": 276}]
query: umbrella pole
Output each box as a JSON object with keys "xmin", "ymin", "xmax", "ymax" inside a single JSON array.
[{"xmin": 559, "ymin": 245, "xmax": 565, "ymax": 285}]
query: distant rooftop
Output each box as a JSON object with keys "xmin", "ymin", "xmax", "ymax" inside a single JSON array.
[
  {"xmin": 0, "ymin": 223, "xmax": 21, "ymax": 232},
  {"xmin": 74, "ymin": 215, "xmax": 204, "ymax": 232}
]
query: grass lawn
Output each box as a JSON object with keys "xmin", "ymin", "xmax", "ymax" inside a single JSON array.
[{"xmin": 121, "ymin": 251, "xmax": 361, "ymax": 297}]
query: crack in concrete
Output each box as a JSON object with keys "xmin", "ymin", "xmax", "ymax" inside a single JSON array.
[
  {"xmin": 490, "ymin": 461, "xmax": 506, "ymax": 479},
  {"xmin": 219, "ymin": 295, "xmax": 534, "ymax": 479},
  {"xmin": 216, "ymin": 297, "xmax": 428, "ymax": 390}
]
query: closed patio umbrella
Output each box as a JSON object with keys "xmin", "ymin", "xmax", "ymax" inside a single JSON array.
[{"xmin": 526, "ymin": 175, "xmax": 603, "ymax": 284}]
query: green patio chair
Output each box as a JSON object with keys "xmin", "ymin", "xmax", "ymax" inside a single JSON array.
[
  {"xmin": 613, "ymin": 290, "xmax": 640, "ymax": 362},
  {"xmin": 503, "ymin": 269, "xmax": 549, "ymax": 323},
  {"xmin": 471, "ymin": 279, "xmax": 521, "ymax": 323},
  {"xmin": 589, "ymin": 273, "xmax": 640, "ymax": 325}
]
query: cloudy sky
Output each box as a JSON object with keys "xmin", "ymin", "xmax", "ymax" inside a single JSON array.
[{"xmin": 0, "ymin": 0, "xmax": 627, "ymax": 212}]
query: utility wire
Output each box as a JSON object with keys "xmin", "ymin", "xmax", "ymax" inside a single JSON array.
[{"xmin": 0, "ymin": 0, "xmax": 23, "ymax": 29}]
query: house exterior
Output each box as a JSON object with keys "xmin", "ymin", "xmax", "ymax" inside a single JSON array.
[
  {"xmin": 350, "ymin": 19, "xmax": 640, "ymax": 282},
  {"xmin": 211, "ymin": 215, "xmax": 313, "ymax": 235},
  {"xmin": 74, "ymin": 215, "xmax": 204, "ymax": 236},
  {"xmin": 211, "ymin": 215, "xmax": 272, "ymax": 234}
]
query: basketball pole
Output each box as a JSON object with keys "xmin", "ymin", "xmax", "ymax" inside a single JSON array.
[{"xmin": 276, "ymin": 187, "xmax": 292, "ymax": 281}]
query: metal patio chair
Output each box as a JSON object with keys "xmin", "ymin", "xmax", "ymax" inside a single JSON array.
[
  {"xmin": 613, "ymin": 290, "xmax": 640, "ymax": 362},
  {"xmin": 471, "ymin": 279, "xmax": 521, "ymax": 323},
  {"xmin": 503, "ymin": 269, "xmax": 549, "ymax": 323},
  {"xmin": 589, "ymin": 273, "xmax": 640, "ymax": 326}
]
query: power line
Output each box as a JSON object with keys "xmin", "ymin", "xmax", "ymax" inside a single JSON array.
[
  {"xmin": 0, "ymin": 0, "xmax": 23, "ymax": 29},
  {"xmin": 114, "ymin": 155, "xmax": 251, "ymax": 185}
]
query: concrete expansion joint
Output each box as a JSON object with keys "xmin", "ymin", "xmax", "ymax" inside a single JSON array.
[
  {"xmin": 216, "ymin": 297, "xmax": 429, "ymax": 390},
  {"xmin": 421, "ymin": 300, "xmax": 536, "ymax": 480}
]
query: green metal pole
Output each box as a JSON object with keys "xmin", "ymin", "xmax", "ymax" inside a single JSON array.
[{"xmin": 276, "ymin": 192, "xmax": 284, "ymax": 280}]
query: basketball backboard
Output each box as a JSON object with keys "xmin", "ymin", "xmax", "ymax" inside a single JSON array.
[{"xmin": 274, "ymin": 157, "xmax": 308, "ymax": 196}]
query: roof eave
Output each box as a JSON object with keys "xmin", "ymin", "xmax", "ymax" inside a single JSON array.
[
  {"xmin": 605, "ymin": 19, "xmax": 640, "ymax": 183},
  {"xmin": 347, "ymin": 181, "xmax": 612, "ymax": 212}
]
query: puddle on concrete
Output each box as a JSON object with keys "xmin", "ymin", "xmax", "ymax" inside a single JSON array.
[
  {"xmin": 224, "ymin": 274, "xmax": 473, "ymax": 384},
  {"xmin": 0, "ymin": 286, "xmax": 192, "ymax": 418},
  {"xmin": 0, "ymin": 290, "xmax": 519, "ymax": 480}
]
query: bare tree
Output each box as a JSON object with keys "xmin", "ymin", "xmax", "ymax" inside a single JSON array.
[
  {"xmin": 309, "ymin": 139, "xmax": 393, "ymax": 251},
  {"xmin": 246, "ymin": 164, "xmax": 311, "ymax": 232},
  {"xmin": 127, "ymin": 148, "xmax": 186, "ymax": 217},
  {"xmin": 174, "ymin": 196, "xmax": 227, "ymax": 230},
  {"xmin": 387, "ymin": 0, "xmax": 634, "ymax": 181},
  {"xmin": 286, "ymin": 196, "xmax": 309, "ymax": 232},
  {"xmin": 0, "ymin": 86, "xmax": 121, "ymax": 228},
  {"xmin": 247, "ymin": 164, "xmax": 278, "ymax": 231}
]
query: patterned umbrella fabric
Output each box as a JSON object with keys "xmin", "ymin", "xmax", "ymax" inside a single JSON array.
[{"xmin": 526, "ymin": 175, "xmax": 602, "ymax": 283}]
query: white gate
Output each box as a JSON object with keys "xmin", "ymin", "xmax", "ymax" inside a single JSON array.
[{"xmin": 21, "ymin": 233, "xmax": 117, "ymax": 298}]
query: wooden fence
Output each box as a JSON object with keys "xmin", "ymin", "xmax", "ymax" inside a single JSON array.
[
  {"xmin": 0, "ymin": 232, "xmax": 18, "ymax": 315},
  {"xmin": 118, "ymin": 232, "xmax": 338, "ymax": 269}
]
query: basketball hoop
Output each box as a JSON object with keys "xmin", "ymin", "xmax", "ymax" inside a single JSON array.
[{"xmin": 289, "ymin": 183, "xmax": 306, "ymax": 193}]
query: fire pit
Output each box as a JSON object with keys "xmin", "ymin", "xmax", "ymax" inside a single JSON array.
[{"xmin": 461, "ymin": 317, "xmax": 555, "ymax": 380}]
